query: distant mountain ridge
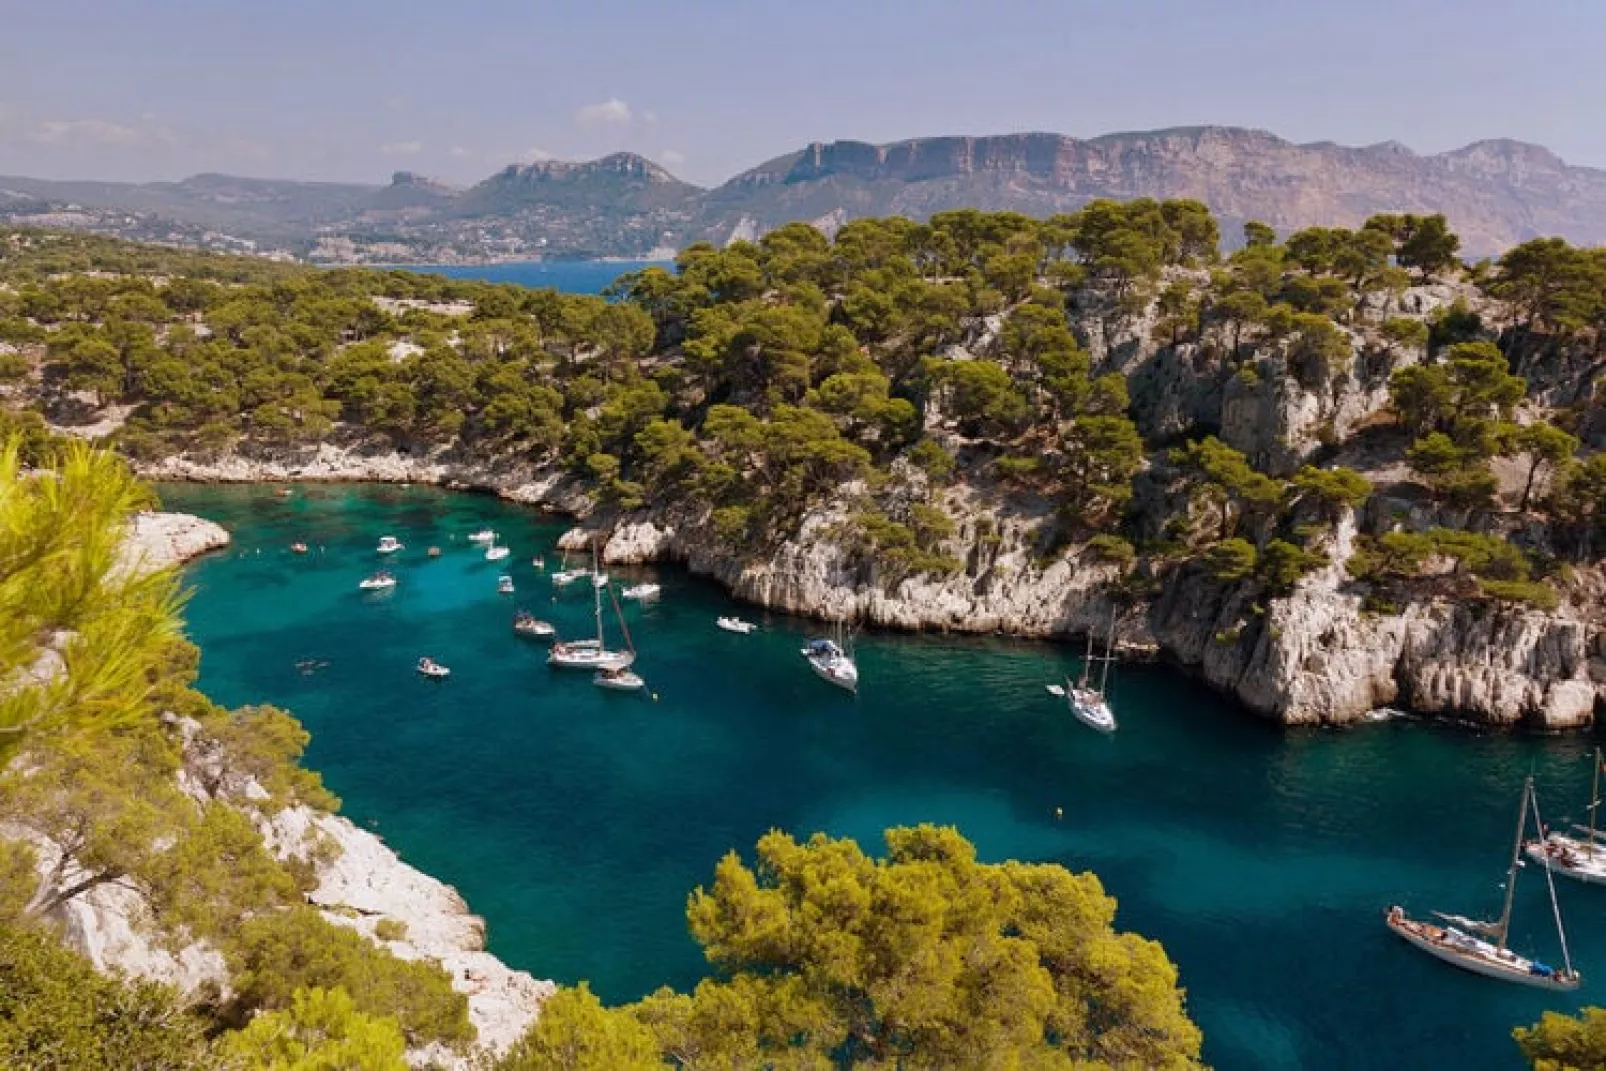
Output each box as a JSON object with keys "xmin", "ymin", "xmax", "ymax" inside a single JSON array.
[{"xmin": 6, "ymin": 125, "xmax": 1606, "ymax": 260}]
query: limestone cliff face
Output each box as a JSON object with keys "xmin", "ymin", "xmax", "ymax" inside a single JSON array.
[
  {"xmin": 708, "ymin": 128, "xmax": 1606, "ymax": 255},
  {"xmin": 596, "ymin": 507, "xmax": 1605, "ymax": 730}
]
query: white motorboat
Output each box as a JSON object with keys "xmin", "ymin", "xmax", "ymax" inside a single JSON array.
[
  {"xmin": 621, "ymin": 582, "xmax": 661, "ymax": 601},
  {"xmin": 467, "ymin": 529, "xmax": 496, "ymax": 544},
  {"xmin": 485, "ymin": 544, "xmax": 511, "ymax": 562},
  {"xmin": 1525, "ymin": 748, "xmax": 1606, "ymax": 885},
  {"xmin": 1387, "ymin": 777, "xmax": 1579, "ymax": 991},
  {"xmin": 376, "ymin": 536, "xmax": 403, "ymax": 554},
  {"xmin": 549, "ymin": 542, "xmax": 635, "ymax": 671},
  {"xmin": 593, "ymin": 667, "xmax": 647, "ymax": 692},
  {"xmin": 497, "ymin": 575, "xmax": 515, "ymax": 594},
  {"xmin": 551, "ymin": 569, "xmax": 584, "ymax": 587},
  {"xmin": 513, "ymin": 611, "xmax": 556, "ymax": 638},
  {"xmin": 358, "ymin": 571, "xmax": 396, "ymax": 591},
  {"xmin": 592, "ymin": 572, "xmax": 610, "ymax": 588},
  {"xmin": 416, "ymin": 657, "xmax": 450, "ymax": 679},
  {"xmin": 716, "ymin": 616, "xmax": 756, "ymax": 634},
  {"xmin": 532, "ymin": 556, "xmax": 545, "ymax": 569},
  {"xmin": 802, "ymin": 629, "xmax": 858, "ymax": 693},
  {"xmin": 1065, "ymin": 614, "xmax": 1118, "ymax": 733}
]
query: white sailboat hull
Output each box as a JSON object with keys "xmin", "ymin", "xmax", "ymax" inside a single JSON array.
[
  {"xmin": 1069, "ymin": 687, "xmax": 1117, "ymax": 733},
  {"xmin": 548, "ymin": 642, "xmax": 634, "ymax": 671},
  {"xmin": 805, "ymin": 655, "xmax": 858, "ymax": 692},
  {"xmin": 1386, "ymin": 912, "xmax": 1579, "ymax": 991},
  {"xmin": 1526, "ymin": 835, "xmax": 1606, "ymax": 885}
]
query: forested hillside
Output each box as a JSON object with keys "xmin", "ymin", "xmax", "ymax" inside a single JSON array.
[{"xmin": 2, "ymin": 204, "xmax": 1605, "ymax": 729}]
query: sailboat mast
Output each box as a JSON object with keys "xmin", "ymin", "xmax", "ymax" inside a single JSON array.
[
  {"xmin": 1497, "ymin": 777, "xmax": 1533, "ymax": 951},
  {"xmin": 1528, "ymin": 779, "xmax": 1577, "ymax": 976},
  {"xmin": 1079, "ymin": 628, "xmax": 1094, "ymax": 689},
  {"xmin": 1590, "ymin": 748, "xmax": 1601, "ymax": 847},
  {"xmin": 1097, "ymin": 612, "xmax": 1115, "ymax": 695},
  {"xmin": 592, "ymin": 541, "xmax": 604, "ymax": 646}
]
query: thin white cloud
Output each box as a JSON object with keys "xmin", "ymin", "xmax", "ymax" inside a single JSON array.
[
  {"xmin": 449, "ymin": 146, "xmax": 469, "ymax": 158},
  {"xmin": 516, "ymin": 147, "xmax": 555, "ymax": 164},
  {"xmin": 659, "ymin": 148, "xmax": 686, "ymax": 167},
  {"xmin": 573, "ymin": 98, "xmax": 631, "ymax": 126},
  {"xmin": 642, "ymin": 110, "xmax": 659, "ymax": 125},
  {"xmin": 33, "ymin": 118, "xmax": 145, "ymax": 146},
  {"xmin": 380, "ymin": 139, "xmax": 424, "ymax": 156}
]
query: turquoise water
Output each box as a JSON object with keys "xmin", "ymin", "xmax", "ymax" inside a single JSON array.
[
  {"xmin": 396, "ymin": 260, "xmax": 667, "ymax": 294},
  {"xmin": 159, "ymin": 482, "xmax": 1604, "ymax": 1071}
]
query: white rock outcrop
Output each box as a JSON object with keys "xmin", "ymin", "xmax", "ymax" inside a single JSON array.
[
  {"xmin": 264, "ymin": 806, "xmax": 555, "ymax": 1059},
  {"xmin": 121, "ymin": 511, "xmax": 232, "ymax": 575}
]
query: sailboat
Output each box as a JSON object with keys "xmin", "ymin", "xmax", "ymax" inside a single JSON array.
[
  {"xmin": 549, "ymin": 543, "xmax": 634, "ymax": 672},
  {"xmin": 1386, "ymin": 777, "xmax": 1580, "ymax": 991},
  {"xmin": 1066, "ymin": 614, "xmax": 1117, "ymax": 733},
  {"xmin": 802, "ymin": 619, "xmax": 858, "ymax": 692},
  {"xmin": 1526, "ymin": 749, "xmax": 1606, "ymax": 885}
]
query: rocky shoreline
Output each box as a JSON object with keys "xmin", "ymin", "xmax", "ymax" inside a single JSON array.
[
  {"xmin": 140, "ymin": 442, "xmax": 1606, "ymax": 730},
  {"xmin": 106, "ymin": 507, "xmax": 555, "ymax": 1064}
]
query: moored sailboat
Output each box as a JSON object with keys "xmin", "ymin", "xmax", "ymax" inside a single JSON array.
[
  {"xmin": 1525, "ymin": 749, "xmax": 1606, "ymax": 885},
  {"xmin": 1386, "ymin": 776, "xmax": 1580, "ymax": 991},
  {"xmin": 802, "ymin": 619, "xmax": 857, "ymax": 692},
  {"xmin": 1066, "ymin": 614, "xmax": 1117, "ymax": 733},
  {"xmin": 550, "ymin": 543, "xmax": 634, "ymax": 672}
]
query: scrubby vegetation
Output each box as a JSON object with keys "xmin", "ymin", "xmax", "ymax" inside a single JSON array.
[
  {"xmin": 497, "ymin": 825, "xmax": 1202, "ymax": 1070},
  {"xmin": 0, "ymin": 433, "xmax": 464, "ymax": 1063}
]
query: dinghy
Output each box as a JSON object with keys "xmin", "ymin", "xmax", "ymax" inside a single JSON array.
[
  {"xmin": 716, "ymin": 616, "xmax": 756, "ymax": 634},
  {"xmin": 358, "ymin": 571, "xmax": 396, "ymax": 591},
  {"xmin": 416, "ymin": 657, "xmax": 450, "ymax": 679},
  {"xmin": 376, "ymin": 535, "xmax": 403, "ymax": 554}
]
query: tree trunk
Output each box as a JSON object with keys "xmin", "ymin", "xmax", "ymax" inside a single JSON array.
[{"xmin": 1520, "ymin": 458, "xmax": 1542, "ymax": 512}]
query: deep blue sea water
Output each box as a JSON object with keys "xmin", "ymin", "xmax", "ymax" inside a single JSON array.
[
  {"xmin": 159, "ymin": 482, "xmax": 1605, "ymax": 1071},
  {"xmin": 395, "ymin": 260, "xmax": 666, "ymax": 294}
]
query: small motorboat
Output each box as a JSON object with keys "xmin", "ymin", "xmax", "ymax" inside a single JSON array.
[
  {"xmin": 485, "ymin": 544, "xmax": 511, "ymax": 562},
  {"xmin": 416, "ymin": 657, "xmax": 450, "ymax": 679},
  {"xmin": 592, "ymin": 572, "xmax": 610, "ymax": 588},
  {"xmin": 552, "ymin": 569, "xmax": 586, "ymax": 588},
  {"xmin": 467, "ymin": 529, "xmax": 496, "ymax": 544},
  {"xmin": 531, "ymin": 556, "xmax": 545, "ymax": 569},
  {"xmin": 621, "ymin": 583, "xmax": 661, "ymax": 601},
  {"xmin": 290, "ymin": 542, "xmax": 309, "ymax": 555},
  {"xmin": 514, "ymin": 611, "xmax": 556, "ymax": 638},
  {"xmin": 716, "ymin": 616, "xmax": 756, "ymax": 634},
  {"xmin": 594, "ymin": 667, "xmax": 647, "ymax": 692},
  {"xmin": 376, "ymin": 536, "xmax": 404, "ymax": 554},
  {"xmin": 498, "ymin": 575, "xmax": 515, "ymax": 594},
  {"xmin": 358, "ymin": 571, "xmax": 397, "ymax": 591},
  {"xmin": 427, "ymin": 546, "xmax": 442, "ymax": 558},
  {"xmin": 274, "ymin": 488, "xmax": 293, "ymax": 498}
]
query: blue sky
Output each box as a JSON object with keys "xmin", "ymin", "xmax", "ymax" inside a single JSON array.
[{"xmin": 1, "ymin": 0, "xmax": 1599, "ymax": 186}]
